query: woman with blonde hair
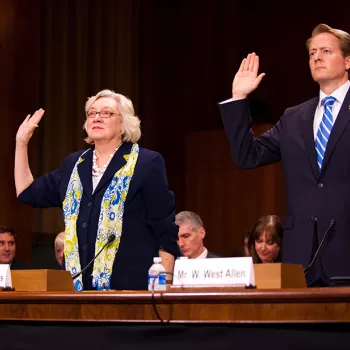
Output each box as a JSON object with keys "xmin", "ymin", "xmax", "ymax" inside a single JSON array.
[
  {"xmin": 15, "ymin": 89, "xmax": 180, "ymax": 291},
  {"xmin": 54, "ymin": 231, "xmax": 65, "ymax": 267}
]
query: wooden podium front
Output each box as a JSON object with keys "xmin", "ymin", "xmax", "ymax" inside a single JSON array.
[
  {"xmin": 11, "ymin": 270, "xmax": 75, "ymax": 292},
  {"xmin": 254, "ymin": 263, "xmax": 306, "ymax": 288},
  {"xmin": 9, "ymin": 263, "xmax": 305, "ymax": 292},
  {"xmin": 0, "ymin": 265, "xmax": 345, "ymax": 350}
]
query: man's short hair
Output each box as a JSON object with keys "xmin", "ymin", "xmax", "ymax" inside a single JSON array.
[
  {"xmin": 0, "ymin": 225, "xmax": 16, "ymax": 242},
  {"xmin": 175, "ymin": 211, "xmax": 204, "ymax": 231},
  {"xmin": 306, "ymin": 23, "xmax": 350, "ymax": 57}
]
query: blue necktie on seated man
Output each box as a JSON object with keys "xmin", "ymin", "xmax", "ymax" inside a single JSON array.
[{"xmin": 315, "ymin": 96, "xmax": 337, "ymax": 171}]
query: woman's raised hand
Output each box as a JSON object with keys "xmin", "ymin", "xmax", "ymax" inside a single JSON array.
[{"xmin": 16, "ymin": 108, "xmax": 45, "ymax": 146}]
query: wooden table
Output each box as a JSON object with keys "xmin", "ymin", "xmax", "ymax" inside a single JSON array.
[
  {"xmin": 0, "ymin": 287, "xmax": 350, "ymax": 322},
  {"xmin": 1, "ymin": 288, "xmax": 350, "ymax": 349}
]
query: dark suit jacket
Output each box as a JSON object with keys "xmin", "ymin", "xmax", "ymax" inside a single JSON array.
[
  {"xmin": 11, "ymin": 259, "xmax": 31, "ymax": 270},
  {"xmin": 219, "ymin": 88, "xmax": 350, "ymax": 279},
  {"xmin": 206, "ymin": 251, "xmax": 220, "ymax": 258},
  {"xmin": 18, "ymin": 142, "xmax": 180, "ymax": 290}
]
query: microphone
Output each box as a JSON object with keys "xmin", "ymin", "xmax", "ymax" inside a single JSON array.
[
  {"xmin": 304, "ymin": 219, "xmax": 336, "ymax": 275},
  {"xmin": 72, "ymin": 234, "xmax": 116, "ymax": 280}
]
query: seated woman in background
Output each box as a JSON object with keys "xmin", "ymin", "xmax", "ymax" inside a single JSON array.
[{"xmin": 248, "ymin": 215, "xmax": 283, "ymax": 263}]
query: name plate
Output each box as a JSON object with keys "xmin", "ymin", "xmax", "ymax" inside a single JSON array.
[
  {"xmin": 172, "ymin": 257, "xmax": 255, "ymax": 287},
  {"xmin": 0, "ymin": 264, "xmax": 12, "ymax": 288}
]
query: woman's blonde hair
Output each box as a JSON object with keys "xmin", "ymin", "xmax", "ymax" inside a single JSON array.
[
  {"xmin": 54, "ymin": 231, "xmax": 65, "ymax": 249},
  {"xmin": 83, "ymin": 89, "xmax": 141, "ymax": 144}
]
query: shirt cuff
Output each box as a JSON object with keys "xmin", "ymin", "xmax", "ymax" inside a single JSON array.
[{"xmin": 219, "ymin": 97, "xmax": 234, "ymax": 104}]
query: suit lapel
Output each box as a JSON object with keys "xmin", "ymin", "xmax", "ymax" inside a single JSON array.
[
  {"xmin": 301, "ymin": 97, "xmax": 319, "ymax": 179},
  {"xmin": 77, "ymin": 148, "xmax": 93, "ymax": 200},
  {"xmin": 321, "ymin": 88, "xmax": 350, "ymax": 175},
  {"xmin": 93, "ymin": 142, "xmax": 132, "ymax": 196}
]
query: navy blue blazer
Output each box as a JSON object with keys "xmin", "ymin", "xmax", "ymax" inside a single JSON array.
[
  {"xmin": 219, "ymin": 87, "xmax": 350, "ymax": 279},
  {"xmin": 18, "ymin": 142, "xmax": 180, "ymax": 290}
]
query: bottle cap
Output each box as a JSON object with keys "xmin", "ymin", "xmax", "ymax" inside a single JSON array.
[{"xmin": 153, "ymin": 257, "xmax": 162, "ymax": 263}]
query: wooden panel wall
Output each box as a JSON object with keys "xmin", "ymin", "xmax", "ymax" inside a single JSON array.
[
  {"xmin": 2, "ymin": 1, "xmax": 350, "ymax": 265},
  {"xmin": 0, "ymin": 0, "xmax": 41, "ymax": 262},
  {"xmin": 184, "ymin": 126, "xmax": 286, "ymax": 256}
]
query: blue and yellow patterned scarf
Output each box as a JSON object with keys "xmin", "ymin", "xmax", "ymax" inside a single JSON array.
[{"xmin": 63, "ymin": 143, "xmax": 139, "ymax": 291}]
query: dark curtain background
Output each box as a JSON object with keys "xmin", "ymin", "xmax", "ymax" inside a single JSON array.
[
  {"xmin": 34, "ymin": 0, "xmax": 140, "ymax": 233},
  {"xmin": 1, "ymin": 0, "xmax": 350, "ymax": 262}
]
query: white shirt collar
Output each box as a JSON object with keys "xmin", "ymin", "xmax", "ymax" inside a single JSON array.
[
  {"xmin": 196, "ymin": 247, "xmax": 208, "ymax": 259},
  {"xmin": 319, "ymin": 80, "xmax": 350, "ymax": 107}
]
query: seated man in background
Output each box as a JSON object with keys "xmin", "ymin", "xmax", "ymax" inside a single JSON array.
[
  {"xmin": 0, "ymin": 225, "xmax": 28, "ymax": 269},
  {"xmin": 248, "ymin": 215, "xmax": 283, "ymax": 263},
  {"xmin": 175, "ymin": 211, "xmax": 219, "ymax": 259},
  {"xmin": 54, "ymin": 231, "xmax": 64, "ymax": 267}
]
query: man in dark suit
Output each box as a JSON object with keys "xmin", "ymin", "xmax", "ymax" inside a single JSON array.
[
  {"xmin": 176, "ymin": 211, "xmax": 220, "ymax": 259},
  {"xmin": 219, "ymin": 24, "xmax": 350, "ymax": 286}
]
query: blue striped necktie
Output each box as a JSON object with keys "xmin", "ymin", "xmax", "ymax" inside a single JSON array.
[{"xmin": 315, "ymin": 96, "xmax": 336, "ymax": 171}]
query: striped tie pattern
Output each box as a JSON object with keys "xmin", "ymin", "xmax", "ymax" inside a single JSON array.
[{"xmin": 315, "ymin": 96, "xmax": 336, "ymax": 171}]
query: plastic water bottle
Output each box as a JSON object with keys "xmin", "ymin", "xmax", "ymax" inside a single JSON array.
[{"xmin": 148, "ymin": 257, "xmax": 166, "ymax": 291}]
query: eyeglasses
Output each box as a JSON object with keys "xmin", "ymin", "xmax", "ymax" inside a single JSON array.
[{"xmin": 86, "ymin": 110, "xmax": 120, "ymax": 118}]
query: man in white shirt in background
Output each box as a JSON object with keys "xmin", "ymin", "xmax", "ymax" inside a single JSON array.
[{"xmin": 176, "ymin": 211, "xmax": 219, "ymax": 259}]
